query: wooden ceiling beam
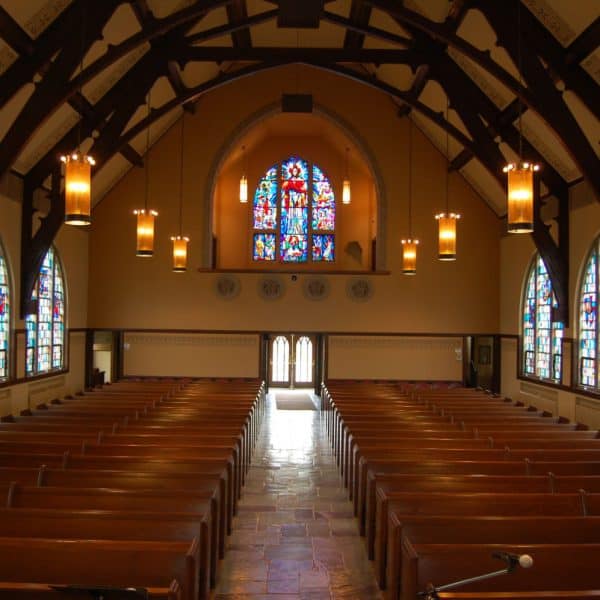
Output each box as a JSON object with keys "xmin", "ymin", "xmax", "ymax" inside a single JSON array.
[
  {"xmin": 321, "ymin": 11, "xmax": 411, "ymax": 47},
  {"xmin": 0, "ymin": 6, "xmax": 34, "ymax": 55},
  {"xmin": 476, "ymin": 0, "xmax": 599, "ymax": 122},
  {"xmin": 566, "ymin": 17, "xmax": 600, "ymax": 64},
  {"xmin": 226, "ymin": 0, "xmax": 252, "ymax": 48},
  {"xmin": 344, "ymin": 1, "xmax": 372, "ymax": 49},
  {"xmin": 186, "ymin": 10, "xmax": 278, "ymax": 44},
  {"xmin": 178, "ymin": 46, "xmax": 422, "ymax": 64},
  {"xmin": 0, "ymin": 1, "xmax": 120, "ymax": 180},
  {"xmin": 0, "ymin": 0, "xmax": 121, "ymax": 111},
  {"xmin": 480, "ymin": 0, "xmax": 600, "ymax": 199}
]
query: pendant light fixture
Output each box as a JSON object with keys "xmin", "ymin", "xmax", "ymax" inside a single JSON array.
[
  {"xmin": 503, "ymin": 0, "xmax": 539, "ymax": 233},
  {"xmin": 435, "ymin": 97, "xmax": 460, "ymax": 260},
  {"xmin": 342, "ymin": 146, "xmax": 351, "ymax": 205},
  {"xmin": 239, "ymin": 145, "xmax": 248, "ymax": 203},
  {"xmin": 402, "ymin": 120, "xmax": 419, "ymax": 275},
  {"xmin": 62, "ymin": 1, "xmax": 94, "ymax": 226},
  {"xmin": 171, "ymin": 113, "xmax": 190, "ymax": 272},
  {"xmin": 134, "ymin": 90, "xmax": 158, "ymax": 257}
]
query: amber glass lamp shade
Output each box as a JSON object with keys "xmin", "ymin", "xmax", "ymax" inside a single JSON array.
[
  {"xmin": 342, "ymin": 178, "xmax": 351, "ymax": 205},
  {"xmin": 503, "ymin": 162, "xmax": 539, "ymax": 233},
  {"xmin": 133, "ymin": 209, "xmax": 158, "ymax": 257},
  {"xmin": 401, "ymin": 239, "xmax": 419, "ymax": 275},
  {"xmin": 61, "ymin": 153, "xmax": 95, "ymax": 225},
  {"xmin": 435, "ymin": 212, "xmax": 460, "ymax": 260},
  {"xmin": 171, "ymin": 236, "xmax": 189, "ymax": 272},
  {"xmin": 239, "ymin": 175, "xmax": 248, "ymax": 203}
]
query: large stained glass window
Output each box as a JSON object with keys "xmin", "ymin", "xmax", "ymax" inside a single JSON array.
[
  {"xmin": 522, "ymin": 254, "xmax": 564, "ymax": 383},
  {"xmin": 26, "ymin": 247, "xmax": 65, "ymax": 376},
  {"xmin": 252, "ymin": 156, "xmax": 336, "ymax": 263},
  {"xmin": 0, "ymin": 243, "xmax": 10, "ymax": 381},
  {"xmin": 579, "ymin": 238, "xmax": 599, "ymax": 390}
]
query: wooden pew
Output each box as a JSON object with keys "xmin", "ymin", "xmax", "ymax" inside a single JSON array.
[
  {"xmin": 0, "ymin": 537, "xmax": 198, "ymax": 600},
  {"xmin": 401, "ymin": 542, "xmax": 600, "ymax": 600},
  {"xmin": 385, "ymin": 516, "xmax": 600, "ymax": 599},
  {"xmin": 0, "ymin": 507, "xmax": 212, "ymax": 598}
]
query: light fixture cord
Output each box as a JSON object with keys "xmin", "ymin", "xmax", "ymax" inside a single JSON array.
[
  {"xmin": 517, "ymin": 0, "xmax": 523, "ymax": 160},
  {"xmin": 178, "ymin": 113, "xmax": 185, "ymax": 237},
  {"xmin": 408, "ymin": 119, "xmax": 413, "ymax": 237},
  {"xmin": 445, "ymin": 95, "xmax": 450, "ymax": 213},
  {"xmin": 76, "ymin": 0, "xmax": 86, "ymax": 153},
  {"xmin": 144, "ymin": 90, "xmax": 151, "ymax": 211}
]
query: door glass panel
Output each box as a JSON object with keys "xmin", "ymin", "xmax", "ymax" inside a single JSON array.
[
  {"xmin": 272, "ymin": 335, "xmax": 290, "ymax": 382},
  {"xmin": 295, "ymin": 336, "xmax": 313, "ymax": 383}
]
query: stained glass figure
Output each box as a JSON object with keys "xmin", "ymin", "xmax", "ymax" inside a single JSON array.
[
  {"xmin": 0, "ymin": 248, "xmax": 9, "ymax": 380},
  {"xmin": 312, "ymin": 235, "xmax": 335, "ymax": 262},
  {"xmin": 26, "ymin": 247, "xmax": 65, "ymax": 376},
  {"xmin": 579, "ymin": 242, "xmax": 598, "ymax": 389},
  {"xmin": 251, "ymin": 157, "xmax": 336, "ymax": 263},
  {"xmin": 253, "ymin": 233, "xmax": 276, "ymax": 261},
  {"xmin": 522, "ymin": 255, "xmax": 563, "ymax": 383}
]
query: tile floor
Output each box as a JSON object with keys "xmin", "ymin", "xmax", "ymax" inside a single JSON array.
[{"xmin": 212, "ymin": 390, "xmax": 383, "ymax": 599}]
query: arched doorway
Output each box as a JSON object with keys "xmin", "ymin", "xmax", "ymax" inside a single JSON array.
[{"xmin": 269, "ymin": 334, "xmax": 315, "ymax": 389}]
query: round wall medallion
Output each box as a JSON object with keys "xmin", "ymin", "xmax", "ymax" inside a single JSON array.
[
  {"xmin": 214, "ymin": 275, "xmax": 240, "ymax": 300},
  {"xmin": 258, "ymin": 277, "xmax": 284, "ymax": 301},
  {"xmin": 302, "ymin": 277, "xmax": 330, "ymax": 301},
  {"xmin": 346, "ymin": 278, "xmax": 374, "ymax": 302}
]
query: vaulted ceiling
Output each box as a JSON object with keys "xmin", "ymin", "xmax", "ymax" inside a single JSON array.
[{"xmin": 0, "ymin": 0, "xmax": 598, "ymax": 216}]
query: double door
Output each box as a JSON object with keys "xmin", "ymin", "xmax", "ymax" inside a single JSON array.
[{"xmin": 269, "ymin": 334, "xmax": 315, "ymax": 388}]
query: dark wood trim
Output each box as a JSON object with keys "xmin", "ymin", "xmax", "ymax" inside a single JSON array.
[
  {"xmin": 0, "ymin": 369, "xmax": 68, "ymax": 388},
  {"xmin": 196, "ymin": 268, "xmax": 391, "ymax": 275}
]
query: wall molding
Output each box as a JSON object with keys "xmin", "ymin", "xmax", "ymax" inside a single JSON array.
[{"xmin": 125, "ymin": 334, "xmax": 257, "ymax": 347}]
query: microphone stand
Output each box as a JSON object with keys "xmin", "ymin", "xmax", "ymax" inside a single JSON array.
[{"xmin": 418, "ymin": 554, "xmax": 521, "ymax": 600}]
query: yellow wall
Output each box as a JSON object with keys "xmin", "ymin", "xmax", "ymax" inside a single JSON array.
[
  {"xmin": 0, "ymin": 190, "xmax": 89, "ymax": 415},
  {"xmin": 89, "ymin": 66, "xmax": 501, "ymax": 345}
]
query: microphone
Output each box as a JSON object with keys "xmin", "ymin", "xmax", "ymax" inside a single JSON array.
[{"xmin": 492, "ymin": 551, "xmax": 534, "ymax": 570}]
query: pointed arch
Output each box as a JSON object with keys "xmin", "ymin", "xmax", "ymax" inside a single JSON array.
[
  {"xmin": 0, "ymin": 239, "xmax": 11, "ymax": 381},
  {"xmin": 521, "ymin": 254, "xmax": 564, "ymax": 383},
  {"xmin": 578, "ymin": 236, "xmax": 599, "ymax": 390},
  {"xmin": 25, "ymin": 246, "xmax": 66, "ymax": 376}
]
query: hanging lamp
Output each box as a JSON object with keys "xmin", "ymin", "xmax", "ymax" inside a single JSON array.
[
  {"xmin": 435, "ymin": 97, "xmax": 460, "ymax": 260},
  {"xmin": 503, "ymin": 0, "xmax": 539, "ymax": 233},
  {"xmin": 62, "ymin": 2, "xmax": 94, "ymax": 226},
  {"xmin": 239, "ymin": 145, "xmax": 248, "ymax": 203},
  {"xmin": 171, "ymin": 113, "xmax": 190, "ymax": 272},
  {"xmin": 134, "ymin": 90, "xmax": 158, "ymax": 257},
  {"xmin": 402, "ymin": 120, "xmax": 419, "ymax": 275},
  {"xmin": 342, "ymin": 147, "xmax": 351, "ymax": 205}
]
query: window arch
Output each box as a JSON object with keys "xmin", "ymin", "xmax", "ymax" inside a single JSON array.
[
  {"xmin": 252, "ymin": 156, "xmax": 336, "ymax": 263},
  {"xmin": 0, "ymin": 241, "xmax": 10, "ymax": 381},
  {"xmin": 522, "ymin": 254, "xmax": 564, "ymax": 383},
  {"xmin": 579, "ymin": 237, "xmax": 599, "ymax": 390},
  {"xmin": 26, "ymin": 246, "xmax": 65, "ymax": 376}
]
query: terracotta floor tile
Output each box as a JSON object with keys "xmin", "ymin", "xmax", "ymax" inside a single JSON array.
[{"xmin": 212, "ymin": 392, "xmax": 382, "ymax": 600}]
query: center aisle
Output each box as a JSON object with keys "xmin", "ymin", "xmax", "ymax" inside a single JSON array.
[{"xmin": 212, "ymin": 391, "xmax": 383, "ymax": 599}]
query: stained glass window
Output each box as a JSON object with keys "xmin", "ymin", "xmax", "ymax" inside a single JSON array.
[
  {"xmin": 522, "ymin": 254, "xmax": 563, "ymax": 383},
  {"xmin": 579, "ymin": 239, "xmax": 599, "ymax": 390},
  {"xmin": 26, "ymin": 246, "xmax": 65, "ymax": 376},
  {"xmin": 0, "ymin": 244, "xmax": 10, "ymax": 381},
  {"xmin": 252, "ymin": 156, "xmax": 336, "ymax": 263}
]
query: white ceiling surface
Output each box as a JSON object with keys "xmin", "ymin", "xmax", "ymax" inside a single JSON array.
[{"xmin": 0, "ymin": 0, "xmax": 595, "ymax": 210}]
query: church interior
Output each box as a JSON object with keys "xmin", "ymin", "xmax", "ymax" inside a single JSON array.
[{"xmin": 0, "ymin": 0, "xmax": 598, "ymax": 597}]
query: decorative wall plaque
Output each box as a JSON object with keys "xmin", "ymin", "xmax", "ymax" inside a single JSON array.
[
  {"xmin": 346, "ymin": 278, "xmax": 373, "ymax": 302},
  {"xmin": 302, "ymin": 277, "xmax": 330, "ymax": 301},
  {"xmin": 214, "ymin": 275, "xmax": 240, "ymax": 300},
  {"xmin": 257, "ymin": 277, "xmax": 284, "ymax": 301}
]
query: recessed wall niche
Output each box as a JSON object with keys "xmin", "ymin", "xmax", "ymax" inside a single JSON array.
[{"xmin": 211, "ymin": 111, "xmax": 378, "ymax": 272}]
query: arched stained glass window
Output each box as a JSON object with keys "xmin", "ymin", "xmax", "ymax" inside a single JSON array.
[
  {"xmin": 26, "ymin": 246, "xmax": 65, "ymax": 376},
  {"xmin": 579, "ymin": 238, "xmax": 599, "ymax": 390},
  {"xmin": 522, "ymin": 254, "xmax": 564, "ymax": 383},
  {"xmin": 0, "ymin": 243, "xmax": 10, "ymax": 380},
  {"xmin": 252, "ymin": 156, "xmax": 336, "ymax": 263}
]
